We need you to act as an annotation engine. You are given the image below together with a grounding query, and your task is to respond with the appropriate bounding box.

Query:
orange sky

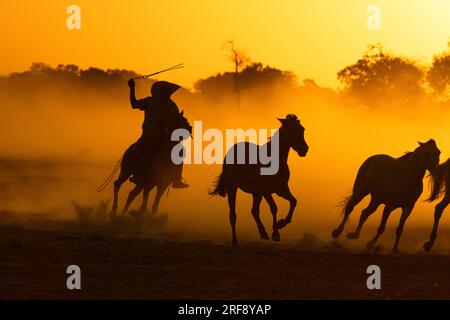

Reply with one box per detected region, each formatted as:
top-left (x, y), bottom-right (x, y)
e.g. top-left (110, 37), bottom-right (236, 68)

top-left (1, 0), bottom-right (449, 88)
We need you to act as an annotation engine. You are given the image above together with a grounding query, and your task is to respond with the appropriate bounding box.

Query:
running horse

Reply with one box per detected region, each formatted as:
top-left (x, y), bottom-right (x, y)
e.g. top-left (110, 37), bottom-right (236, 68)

top-left (332, 140), bottom-right (440, 253)
top-left (111, 110), bottom-right (192, 218)
top-left (210, 114), bottom-right (309, 246)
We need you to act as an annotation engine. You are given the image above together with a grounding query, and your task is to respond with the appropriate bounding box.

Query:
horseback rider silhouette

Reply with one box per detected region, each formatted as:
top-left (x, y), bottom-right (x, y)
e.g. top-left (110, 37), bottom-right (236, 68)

top-left (128, 79), bottom-right (189, 188)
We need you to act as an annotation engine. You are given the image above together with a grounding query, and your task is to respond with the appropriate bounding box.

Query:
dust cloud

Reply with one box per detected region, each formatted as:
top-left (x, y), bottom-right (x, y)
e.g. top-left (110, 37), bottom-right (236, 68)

top-left (1, 60), bottom-right (450, 252)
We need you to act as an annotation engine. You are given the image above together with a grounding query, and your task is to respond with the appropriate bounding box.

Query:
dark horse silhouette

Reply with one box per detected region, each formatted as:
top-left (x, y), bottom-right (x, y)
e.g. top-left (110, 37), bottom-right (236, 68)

top-left (423, 158), bottom-right (450, 252)
top-left (210, 114), bottom-right (309, 246)
top-left (111, 110), bottom-right (192, 217)
top-left (332, 140), bottom-right (440, 253)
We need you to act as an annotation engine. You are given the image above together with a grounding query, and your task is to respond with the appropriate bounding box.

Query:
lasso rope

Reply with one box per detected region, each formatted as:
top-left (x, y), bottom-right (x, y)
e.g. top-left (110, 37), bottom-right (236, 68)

top-left (96, 156), bottom-right (123, 192)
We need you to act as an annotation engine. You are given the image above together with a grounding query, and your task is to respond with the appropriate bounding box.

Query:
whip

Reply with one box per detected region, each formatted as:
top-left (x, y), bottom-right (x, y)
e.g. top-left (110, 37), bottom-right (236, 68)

top-left (132, 63), bottom-right (184, 80)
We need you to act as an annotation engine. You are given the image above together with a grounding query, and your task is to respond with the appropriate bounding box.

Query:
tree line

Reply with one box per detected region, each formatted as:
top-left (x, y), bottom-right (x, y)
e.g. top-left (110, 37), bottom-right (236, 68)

top-left (1, 42), bottom-right (449, 109)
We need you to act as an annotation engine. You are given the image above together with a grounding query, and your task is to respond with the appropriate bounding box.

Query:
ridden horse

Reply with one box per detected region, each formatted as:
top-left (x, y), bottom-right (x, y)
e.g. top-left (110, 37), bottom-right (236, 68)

top-left (111, 111), bottom-right (192, 217)
top-left (423, 159), bottom-right (450, 252)
top-left (332, 140), bottom-right (440, 253)
top-left (210, 114), bottom-right (309, 246)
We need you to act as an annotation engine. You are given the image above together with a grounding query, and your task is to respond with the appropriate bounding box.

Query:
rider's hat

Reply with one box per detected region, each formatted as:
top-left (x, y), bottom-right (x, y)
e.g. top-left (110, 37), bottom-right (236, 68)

top-left (151, 81), bottom-right (180, 100)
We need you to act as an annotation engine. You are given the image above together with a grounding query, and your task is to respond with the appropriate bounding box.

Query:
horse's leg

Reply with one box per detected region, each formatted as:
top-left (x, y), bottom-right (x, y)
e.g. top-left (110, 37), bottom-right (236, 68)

top-left (275, 186), bottom-right (297, 230)
top-left (138, 185), bottom-right (152, 215)
top-left (112, 170), bottom-right (129, 217)
top-left (250, 193), bottom-right (268, 240)
top-left (424, 196), bottom-right (450, 252)
top-left (366, 205), bottom-right (394, 251)
top-left (332, 191), bottom-right (367, 239)
top-left (129, 185), bottom-right (153, 218)
top-left (392, 205), bottom-right (414, 253)
top-left (122, 185), bottom-right (143, 215)
top-left (264, 194), bottom-right (280, 241)
top-left (227, 186), bottom-right (238, 247)
top-left (347, 197), bottom-right (381, 239)
top-left (151, 184), bottom-right (167, 216)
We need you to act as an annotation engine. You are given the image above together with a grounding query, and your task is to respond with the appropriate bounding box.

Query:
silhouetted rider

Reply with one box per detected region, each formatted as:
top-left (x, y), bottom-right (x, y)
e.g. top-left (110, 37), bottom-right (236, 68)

top-left (128, 79), bottom-right (189, 188)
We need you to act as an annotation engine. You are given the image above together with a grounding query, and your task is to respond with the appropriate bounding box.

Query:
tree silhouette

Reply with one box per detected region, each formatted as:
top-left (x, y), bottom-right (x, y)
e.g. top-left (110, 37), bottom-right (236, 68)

top-left (222, 40), bottom-right (251, 74)
top-left (222, 41), bottom-right (251, 105)
top-left (337, 44), bottom-right (425, 107)
top-left (427, 43), bottom-right (450, 101)
top-left (0, 62), bottom-right (140, 108)
top-left (194, 63), bottom-right (297, 101)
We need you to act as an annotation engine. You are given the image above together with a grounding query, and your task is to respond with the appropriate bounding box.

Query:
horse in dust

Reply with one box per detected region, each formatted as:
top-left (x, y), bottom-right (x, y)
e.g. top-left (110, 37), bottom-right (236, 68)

top-left (111, 110), bottom-right (192, 218)
top-left (423, 159), bottom-right (450, 252)
top-left (332, 140), bottom-right (440, 253)
top-left (210, 114), bottom-right (309, 246)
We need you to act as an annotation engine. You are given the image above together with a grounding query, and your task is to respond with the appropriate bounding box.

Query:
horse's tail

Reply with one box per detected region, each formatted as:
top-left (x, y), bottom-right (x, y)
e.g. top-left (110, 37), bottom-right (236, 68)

top-left (96, 157), bottom-right (123, 192)
top-left (209, 169), bottom-right (227, 197)
top-left (337, 193), bottom-right (354, 218)
top-left (337, 160), bottom-right (369, 216)
top-left (427, 159), bottom-right (450, 202)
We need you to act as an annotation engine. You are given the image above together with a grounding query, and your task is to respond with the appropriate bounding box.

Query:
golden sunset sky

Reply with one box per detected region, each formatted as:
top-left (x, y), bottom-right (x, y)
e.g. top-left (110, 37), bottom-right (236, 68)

top-left (1, 0), bottom-right (449, 88)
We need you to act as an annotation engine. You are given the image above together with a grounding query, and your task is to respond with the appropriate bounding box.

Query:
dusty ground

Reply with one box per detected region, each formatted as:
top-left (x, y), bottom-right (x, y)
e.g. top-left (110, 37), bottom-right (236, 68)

top-left (1, 213), bottom-right (450, 300)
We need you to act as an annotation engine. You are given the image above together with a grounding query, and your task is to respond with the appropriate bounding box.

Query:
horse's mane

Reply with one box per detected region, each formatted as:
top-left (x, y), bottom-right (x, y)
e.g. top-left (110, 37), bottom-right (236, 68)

top-left (398, 140), bottom-right (436, 160)
top-left (267, 129), bottom-right (280, 141)
top-left (398, 151), bottom-right (413, 160)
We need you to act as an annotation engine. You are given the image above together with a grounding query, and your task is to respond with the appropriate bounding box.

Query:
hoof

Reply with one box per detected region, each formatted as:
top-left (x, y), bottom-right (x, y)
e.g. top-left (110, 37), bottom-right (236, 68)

top-left (392, 247), bottom-right (401, 254)
top-left (277, 219), bottom-right (287, 229)
top-left (232, 240), bottom-right (239, 247)
top-left (366, 239), bottom-right (376, 251)
top-left (109, 211), bottom-right (117, 219)
top-left (331, 229), bottom-right (342, 239)
top-left (272, 233), bottom-right (281, 242)
top-left (129, 210), bottom-right (145, 218)
top-left (260, 233), bottom-right (269, 240)
top-left (346, 231), bottom-right (359, 240)
top-left (423, 241), bottom-right (434, 253)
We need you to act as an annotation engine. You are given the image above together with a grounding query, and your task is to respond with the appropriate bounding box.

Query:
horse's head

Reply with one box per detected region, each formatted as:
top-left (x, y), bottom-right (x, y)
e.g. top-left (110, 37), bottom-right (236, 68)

top-left (174, 110), bottom-right (192, 138)
top-left (278, 114), bottom-right (309, 157)
top-left (415, 139), bottom-right (440, 171)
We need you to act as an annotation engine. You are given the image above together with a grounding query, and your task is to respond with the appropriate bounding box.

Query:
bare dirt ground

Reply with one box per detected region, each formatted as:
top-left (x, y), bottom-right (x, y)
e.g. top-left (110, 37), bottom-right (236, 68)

top-left (1, 212), bottom-right (450, 300)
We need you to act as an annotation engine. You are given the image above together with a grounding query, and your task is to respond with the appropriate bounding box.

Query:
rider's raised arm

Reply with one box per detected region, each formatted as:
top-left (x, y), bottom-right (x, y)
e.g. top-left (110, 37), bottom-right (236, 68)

top-left (128, 79), bottom-right (143, 110)
top-left (128, 79), bottom-right (152, 110)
